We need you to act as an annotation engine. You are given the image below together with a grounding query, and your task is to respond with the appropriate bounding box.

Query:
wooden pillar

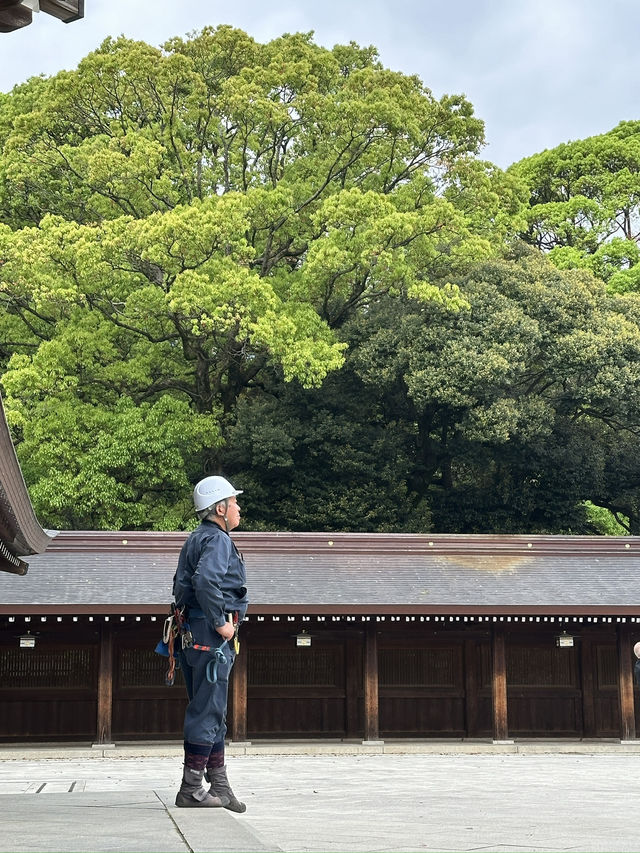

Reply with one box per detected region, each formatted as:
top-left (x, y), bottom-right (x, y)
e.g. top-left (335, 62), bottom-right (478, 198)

top-left (464, 638), bottom-right (479, 737)
top-left (363, 625), bottom-right (380, 741)
top-left (580, 636), bottom-right (596, 738)
top-left (230, 644), bottom-right (248, 742)
top-left (617, 624), bottom-right (636, 741)
top-left (491, 628), bottom-right (509, 742)
top-left (345, 636), bottom-right (361, 738)
top-left (95, 621), bottom-right (113, 744)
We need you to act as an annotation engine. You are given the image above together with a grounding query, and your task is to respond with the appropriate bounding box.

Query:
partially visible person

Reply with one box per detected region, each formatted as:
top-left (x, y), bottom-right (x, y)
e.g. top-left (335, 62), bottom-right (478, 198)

top-left (634, 641), bottom-right (640, 687)
top-left (172, 475), bottom-right (248, 810)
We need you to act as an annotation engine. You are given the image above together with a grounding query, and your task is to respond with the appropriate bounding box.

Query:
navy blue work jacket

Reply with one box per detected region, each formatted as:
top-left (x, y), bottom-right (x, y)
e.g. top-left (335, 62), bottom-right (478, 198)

top-left (172, 520), bottom-right (248, 629)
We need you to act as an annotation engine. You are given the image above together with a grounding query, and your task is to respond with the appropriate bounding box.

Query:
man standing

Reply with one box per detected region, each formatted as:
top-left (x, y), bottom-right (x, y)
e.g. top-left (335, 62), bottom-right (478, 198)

top-left (172, 475), bottom-right (249, 810)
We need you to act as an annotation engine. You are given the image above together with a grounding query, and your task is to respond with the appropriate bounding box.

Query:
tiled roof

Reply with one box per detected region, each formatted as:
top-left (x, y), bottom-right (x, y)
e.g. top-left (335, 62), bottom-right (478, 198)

top-left (0, 530), bottom-right (639, 615)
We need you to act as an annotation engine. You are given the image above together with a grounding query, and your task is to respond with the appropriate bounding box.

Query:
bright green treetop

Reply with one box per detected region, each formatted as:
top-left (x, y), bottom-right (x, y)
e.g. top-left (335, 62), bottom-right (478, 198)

top-left (0, 27), bottom-right (515, 529)
top-left (511, 121), bottom-right (640, 292)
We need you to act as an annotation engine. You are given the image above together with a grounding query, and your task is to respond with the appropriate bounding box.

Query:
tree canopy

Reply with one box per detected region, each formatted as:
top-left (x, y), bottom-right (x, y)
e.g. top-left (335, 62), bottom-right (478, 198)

top-left (511, 121), bottom-right (640, 293)
top-left (227, 249), bottom-right (640, 533)
top-left (0, 27), bottom-right (519, 529)
top-left (1, 27), bottom-right (638, 534)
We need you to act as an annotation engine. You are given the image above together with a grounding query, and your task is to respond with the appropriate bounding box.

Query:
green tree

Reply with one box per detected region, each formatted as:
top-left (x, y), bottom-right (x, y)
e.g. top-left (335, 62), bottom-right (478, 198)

top-left (511, 121), bottom-right (640, 293)
top-left (224, 365), bottom-right (432, 532)
top-left (582, 502), bottom-right (629, 536)
top-left (329, 249), bottom-right (640, 533)
top-left (0, 27), bottom-right (507, 529)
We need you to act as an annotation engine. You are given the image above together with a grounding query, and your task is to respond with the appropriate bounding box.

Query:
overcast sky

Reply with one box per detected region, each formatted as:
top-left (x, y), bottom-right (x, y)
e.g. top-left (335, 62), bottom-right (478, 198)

top-left (1, 0), bottom-right (637, 169)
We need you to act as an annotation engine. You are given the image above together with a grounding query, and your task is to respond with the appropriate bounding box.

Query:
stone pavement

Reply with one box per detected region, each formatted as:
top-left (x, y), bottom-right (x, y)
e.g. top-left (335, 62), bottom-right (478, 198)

top-left (1, 743), bottom-right (640, 852)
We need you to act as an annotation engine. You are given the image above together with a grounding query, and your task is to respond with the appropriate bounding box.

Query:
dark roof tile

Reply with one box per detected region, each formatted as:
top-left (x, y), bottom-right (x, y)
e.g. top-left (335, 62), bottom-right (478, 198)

top-left (0, 530), bottom-right (639, 615)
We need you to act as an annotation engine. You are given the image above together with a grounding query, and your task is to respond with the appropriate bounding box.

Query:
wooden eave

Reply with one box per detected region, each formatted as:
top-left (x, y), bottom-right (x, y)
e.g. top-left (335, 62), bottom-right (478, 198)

top-left (0, 0), bottom-right (83, 34)
top-left (0, 394), bottom-right (51, 574)
top-left (39, 0), bottom-right (84, 23)
top-left (2, 602), bottom-right (640, 619)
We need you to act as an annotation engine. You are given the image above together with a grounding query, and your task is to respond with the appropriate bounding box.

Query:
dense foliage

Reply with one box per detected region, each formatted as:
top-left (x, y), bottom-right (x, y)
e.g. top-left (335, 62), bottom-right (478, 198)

top-left (511, 121), bottom-right (640, 293)
top-left (1, 27), bottom-right (638, 534)
top-left (227, 248), bottom-right (640, 533)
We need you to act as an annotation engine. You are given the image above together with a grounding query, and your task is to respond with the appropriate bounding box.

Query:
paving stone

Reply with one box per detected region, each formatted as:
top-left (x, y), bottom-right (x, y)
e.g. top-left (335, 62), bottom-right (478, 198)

top-left (0, 746), bottom-right (639, 852)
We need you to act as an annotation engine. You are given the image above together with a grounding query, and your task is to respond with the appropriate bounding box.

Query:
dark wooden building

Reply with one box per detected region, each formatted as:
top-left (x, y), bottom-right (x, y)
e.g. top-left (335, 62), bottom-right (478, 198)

top-left (1, 530), bottom-right (639, 744)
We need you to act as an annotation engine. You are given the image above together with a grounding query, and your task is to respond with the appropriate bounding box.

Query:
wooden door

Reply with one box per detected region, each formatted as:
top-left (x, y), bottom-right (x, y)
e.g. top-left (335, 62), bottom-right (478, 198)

top-left (111, 625), bottom-right (187, 740)
top-left (0, 638), bottom-right (97, 741)
top-left (378, 639), bottom-right (468, 737)
top-left (247, 638), bottom-right (348, 738)
top-left (506, 641), bottom-right (582, 737)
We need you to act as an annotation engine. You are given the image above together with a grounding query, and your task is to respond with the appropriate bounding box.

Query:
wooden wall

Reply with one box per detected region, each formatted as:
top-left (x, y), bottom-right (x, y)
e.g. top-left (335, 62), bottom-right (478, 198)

top-left (0, 617), bottom-right (636, 742)
top-left (0, 625), bottom-right (99, 741)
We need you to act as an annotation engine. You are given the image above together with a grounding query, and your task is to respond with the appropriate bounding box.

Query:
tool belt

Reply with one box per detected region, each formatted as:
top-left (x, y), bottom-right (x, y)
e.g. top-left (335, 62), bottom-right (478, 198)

top-left (162, 604), bottom-right (194, 687)
top-left (162, 606), bottom-right (240, 687)
top-left (183, 610), bottom-right (240, 684)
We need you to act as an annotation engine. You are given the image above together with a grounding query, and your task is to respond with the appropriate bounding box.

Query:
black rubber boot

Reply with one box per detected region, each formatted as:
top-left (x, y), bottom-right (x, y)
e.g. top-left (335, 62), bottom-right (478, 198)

top-left (175, 766), bottom-right (229, 808)
top-left (205, 765), bottom-right (247, 813)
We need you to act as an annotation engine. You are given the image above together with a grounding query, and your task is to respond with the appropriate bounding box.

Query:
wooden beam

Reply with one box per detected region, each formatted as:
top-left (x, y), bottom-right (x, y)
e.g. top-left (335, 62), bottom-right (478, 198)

top-left (492, 628), bottom-right (509, 741)
top-left (617, 625), bottom-right (636, 741)
top-left (363, 626), bottom-right (380, 741)
top-left (95, 622), bottom-right (113, 744)
top-left (230, 646), bottom-right (248, 742)
top-left (0, 542), bottom-right (27, 576)
top-left (39, 0), bottom-right (84, 22)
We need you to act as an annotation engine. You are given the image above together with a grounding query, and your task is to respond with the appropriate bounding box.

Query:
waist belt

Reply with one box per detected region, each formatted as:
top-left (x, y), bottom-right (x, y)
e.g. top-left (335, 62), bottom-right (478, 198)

top-left (186, 606), bottom-right (240, 655)
top-left (188, 606), bottom-right (238, 620)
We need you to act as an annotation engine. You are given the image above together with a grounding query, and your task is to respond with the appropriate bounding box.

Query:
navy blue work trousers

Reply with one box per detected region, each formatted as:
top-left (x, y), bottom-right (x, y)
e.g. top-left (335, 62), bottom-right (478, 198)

top-left (177, 616), bottom-right (235, 746)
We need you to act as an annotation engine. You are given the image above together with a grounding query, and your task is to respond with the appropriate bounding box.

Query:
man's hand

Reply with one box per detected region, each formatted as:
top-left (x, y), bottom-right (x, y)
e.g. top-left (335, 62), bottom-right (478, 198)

top-left (216, 621), bottom-right (235, 640)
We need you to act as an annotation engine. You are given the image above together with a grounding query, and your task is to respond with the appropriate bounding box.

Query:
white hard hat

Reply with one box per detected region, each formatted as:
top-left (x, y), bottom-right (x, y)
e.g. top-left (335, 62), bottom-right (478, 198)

top-left (193, 476), bottom-right (242, 516)
top-left (634, 641), bottom-right (640, 659)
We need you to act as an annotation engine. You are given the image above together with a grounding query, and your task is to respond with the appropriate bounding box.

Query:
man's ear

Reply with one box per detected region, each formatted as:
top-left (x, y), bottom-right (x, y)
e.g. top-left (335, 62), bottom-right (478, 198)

top-left (216, 501), bottom-right (226, 517)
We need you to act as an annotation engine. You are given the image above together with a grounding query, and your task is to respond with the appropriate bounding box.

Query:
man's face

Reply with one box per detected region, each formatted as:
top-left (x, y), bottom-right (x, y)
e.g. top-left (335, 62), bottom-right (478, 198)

top-left (221, 495), bottom-right (241, 530)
